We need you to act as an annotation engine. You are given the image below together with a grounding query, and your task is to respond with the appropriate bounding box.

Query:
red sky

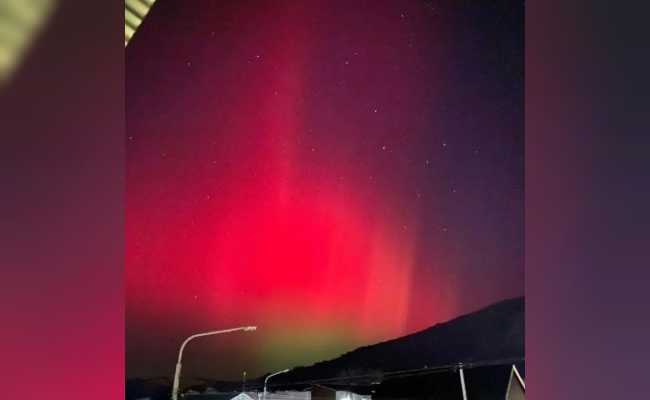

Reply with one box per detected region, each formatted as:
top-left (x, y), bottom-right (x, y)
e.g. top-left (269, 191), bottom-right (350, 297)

top-left (126, 0), bottom-right (524, 381)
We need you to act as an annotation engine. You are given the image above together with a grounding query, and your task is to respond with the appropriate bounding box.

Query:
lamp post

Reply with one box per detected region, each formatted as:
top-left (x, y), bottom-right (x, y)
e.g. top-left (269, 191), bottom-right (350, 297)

top-left (171, 326), bottom-right (257, 400)
top-left (263, 368), bottom-right (290, 400)
top-left (243, 371), bottom-right (247, 393)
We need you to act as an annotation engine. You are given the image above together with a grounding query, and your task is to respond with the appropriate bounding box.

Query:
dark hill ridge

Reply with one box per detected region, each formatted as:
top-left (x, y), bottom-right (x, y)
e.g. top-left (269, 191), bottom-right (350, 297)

top-left (260, 296), bottom-right (524, 388)
top-left (126, 297), bottom-right (524, 397)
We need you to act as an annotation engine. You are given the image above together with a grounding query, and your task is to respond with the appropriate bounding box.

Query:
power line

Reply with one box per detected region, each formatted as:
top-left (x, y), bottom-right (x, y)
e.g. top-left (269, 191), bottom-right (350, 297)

top-left (235, 357), bottom-right (525, 389)
top-left (150, 357), bottom-right (524, 395)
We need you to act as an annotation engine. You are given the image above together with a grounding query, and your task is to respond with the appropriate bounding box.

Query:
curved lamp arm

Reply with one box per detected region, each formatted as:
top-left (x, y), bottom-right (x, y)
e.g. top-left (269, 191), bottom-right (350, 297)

top-left (171, 326), bottom-right (257, 400)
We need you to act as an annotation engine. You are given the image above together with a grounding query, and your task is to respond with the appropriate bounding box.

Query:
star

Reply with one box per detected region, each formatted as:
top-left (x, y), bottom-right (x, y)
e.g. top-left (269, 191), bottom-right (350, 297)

top-left (382, 146), bottom-right (386, 150)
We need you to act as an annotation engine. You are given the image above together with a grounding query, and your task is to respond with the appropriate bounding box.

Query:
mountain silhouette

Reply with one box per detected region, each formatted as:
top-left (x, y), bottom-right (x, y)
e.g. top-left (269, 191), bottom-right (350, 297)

top-left (126, 296), bottom-right (524, 397)
top-left (264, 296), bottom-right (524, 388)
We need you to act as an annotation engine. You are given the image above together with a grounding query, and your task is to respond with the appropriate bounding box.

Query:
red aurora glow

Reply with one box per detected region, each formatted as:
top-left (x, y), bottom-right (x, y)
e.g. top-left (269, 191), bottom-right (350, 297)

top-left (126, 0), bottom-right (524, 380)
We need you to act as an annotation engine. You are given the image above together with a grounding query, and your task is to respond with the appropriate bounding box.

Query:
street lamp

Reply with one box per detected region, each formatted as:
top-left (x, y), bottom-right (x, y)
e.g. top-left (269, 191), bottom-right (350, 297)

top-left (171, 326), bottom-right (257, 400)
top-left (263, 368), bottom-right (290, 400)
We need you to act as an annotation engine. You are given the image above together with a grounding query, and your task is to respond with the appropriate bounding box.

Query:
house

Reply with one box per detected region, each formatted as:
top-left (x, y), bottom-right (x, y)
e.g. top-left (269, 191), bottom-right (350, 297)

top-left (263, 390), bottom-right (311, 400)
top-left (505, 365), bottom-right (525, 400)
top-left (183, 389), bottom-right (251, 400)
top-left (311, 384), bottom-right (372, 400)
top-left (230, 393), bottom-right (258, 400)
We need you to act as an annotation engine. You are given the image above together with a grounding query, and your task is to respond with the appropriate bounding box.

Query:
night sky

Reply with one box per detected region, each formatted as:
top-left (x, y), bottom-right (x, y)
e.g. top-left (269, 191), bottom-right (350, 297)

top-left (126, 0), bottom-right (524, 382)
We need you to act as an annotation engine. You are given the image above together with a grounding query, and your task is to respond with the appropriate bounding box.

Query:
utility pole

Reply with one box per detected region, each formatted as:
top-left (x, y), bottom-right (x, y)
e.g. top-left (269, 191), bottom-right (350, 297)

top-left (458, 364), bottom-right (468, 400)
